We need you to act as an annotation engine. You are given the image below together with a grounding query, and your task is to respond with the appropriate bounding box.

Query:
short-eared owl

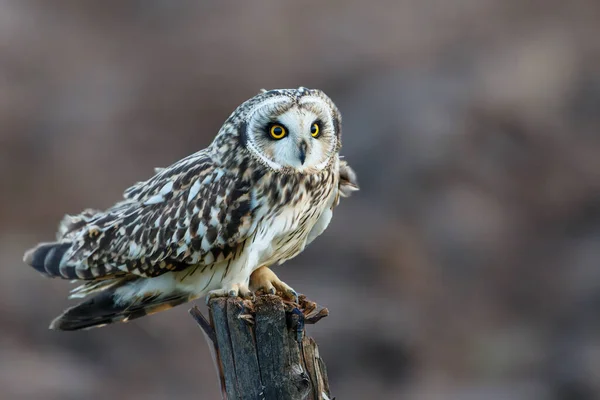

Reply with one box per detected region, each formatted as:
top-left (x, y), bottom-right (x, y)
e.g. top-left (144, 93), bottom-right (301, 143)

top-left (24, 87), bottom-right (358, 330)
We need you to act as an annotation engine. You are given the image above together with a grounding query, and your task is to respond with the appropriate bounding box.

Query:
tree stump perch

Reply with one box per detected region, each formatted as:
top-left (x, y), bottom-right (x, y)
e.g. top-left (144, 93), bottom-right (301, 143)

top-left (189, 295), bottom-right (332, 400)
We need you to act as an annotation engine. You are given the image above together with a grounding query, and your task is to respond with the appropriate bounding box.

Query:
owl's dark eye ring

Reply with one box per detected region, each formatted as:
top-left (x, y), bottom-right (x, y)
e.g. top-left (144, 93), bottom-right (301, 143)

top-left (310, 122), bottom-right (321, 138)
top-left (269, 124), bottom-right (287, 140)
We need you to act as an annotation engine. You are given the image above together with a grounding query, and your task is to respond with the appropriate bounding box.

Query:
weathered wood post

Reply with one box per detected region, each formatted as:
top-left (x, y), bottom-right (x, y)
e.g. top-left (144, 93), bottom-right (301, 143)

top-left (189, 295), bottom-right (332, 400)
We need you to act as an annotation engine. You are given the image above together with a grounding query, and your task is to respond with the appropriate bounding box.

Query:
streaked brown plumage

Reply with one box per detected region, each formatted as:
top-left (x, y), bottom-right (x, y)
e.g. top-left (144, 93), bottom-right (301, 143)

top-left (24, 87), bottom-right (358, 330)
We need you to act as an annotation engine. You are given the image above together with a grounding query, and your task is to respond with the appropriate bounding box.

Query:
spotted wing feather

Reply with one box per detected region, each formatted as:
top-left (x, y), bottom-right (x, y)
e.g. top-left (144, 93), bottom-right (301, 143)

top-left (29, 150), bottom-right (256, 280)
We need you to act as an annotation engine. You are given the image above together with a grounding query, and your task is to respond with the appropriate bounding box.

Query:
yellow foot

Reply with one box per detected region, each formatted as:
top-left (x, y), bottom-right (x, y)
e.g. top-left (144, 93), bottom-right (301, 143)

top-left (250, 266), bottom-right (298, 302)
top-left (205, 283), bottom-right (253, 304)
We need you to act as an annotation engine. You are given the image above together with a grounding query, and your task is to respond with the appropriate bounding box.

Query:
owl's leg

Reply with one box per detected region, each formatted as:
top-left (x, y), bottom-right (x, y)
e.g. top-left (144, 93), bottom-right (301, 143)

top-left (249, 266), bottom-right (298, 302)
top-left (205, 283), bottom-right (254, 304)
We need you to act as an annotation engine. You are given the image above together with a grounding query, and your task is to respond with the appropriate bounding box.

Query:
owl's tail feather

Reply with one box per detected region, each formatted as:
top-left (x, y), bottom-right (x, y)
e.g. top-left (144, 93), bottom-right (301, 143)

top-left (24, 241), bottom-right (119, 281)
top-left (24, 241), bottom-right (75, 279)
top-left (50, 284), bottom-right (192, 331)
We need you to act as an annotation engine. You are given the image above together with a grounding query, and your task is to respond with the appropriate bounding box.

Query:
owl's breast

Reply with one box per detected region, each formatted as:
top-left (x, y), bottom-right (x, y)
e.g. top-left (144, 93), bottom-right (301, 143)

top-left (253, 165), bottom-right (338, 267)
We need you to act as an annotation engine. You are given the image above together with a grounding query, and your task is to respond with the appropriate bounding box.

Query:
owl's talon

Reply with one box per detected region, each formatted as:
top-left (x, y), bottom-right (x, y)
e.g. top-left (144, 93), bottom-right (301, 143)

top-left (250, 266), bottom-right (298, 302)
top-left (238, 286), bottom-right (254, 300)
top-left (205, 290), bottom-right (228, 305)
top-left (206, 283), bottom-right (251, 304)
top-left (205, 293), bottom-right (217, 305)
top-left (286, 289), bottom-right (299, 304)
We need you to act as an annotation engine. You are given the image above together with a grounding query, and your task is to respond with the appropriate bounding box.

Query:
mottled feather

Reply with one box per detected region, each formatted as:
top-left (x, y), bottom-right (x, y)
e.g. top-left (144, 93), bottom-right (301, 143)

top-left (44, 149), bottom-right (257, 280)
top-left (23, 87), bottom-right (356, 331)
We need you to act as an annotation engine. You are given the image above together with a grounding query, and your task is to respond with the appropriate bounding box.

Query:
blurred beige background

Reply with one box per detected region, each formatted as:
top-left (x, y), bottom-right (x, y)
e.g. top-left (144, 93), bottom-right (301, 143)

top-left (2, 1), bottom-right (600, 399)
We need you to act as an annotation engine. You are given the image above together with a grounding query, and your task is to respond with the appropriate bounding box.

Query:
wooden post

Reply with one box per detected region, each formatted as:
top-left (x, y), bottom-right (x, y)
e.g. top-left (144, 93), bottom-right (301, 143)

top-left (189, 295), bottom-right (332, 400)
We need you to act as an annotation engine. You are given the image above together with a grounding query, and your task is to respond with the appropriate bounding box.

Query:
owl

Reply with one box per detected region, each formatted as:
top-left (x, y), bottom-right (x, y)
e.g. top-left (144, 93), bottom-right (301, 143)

top-left (23, 87), bottom-right (358, 330)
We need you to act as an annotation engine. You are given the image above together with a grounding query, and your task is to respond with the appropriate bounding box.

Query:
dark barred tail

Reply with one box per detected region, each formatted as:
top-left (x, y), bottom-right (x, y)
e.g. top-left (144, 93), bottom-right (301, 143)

top-left (23, 241), bottom-right (75, 279)
top-left (50, 286), bottom-right (192, 331)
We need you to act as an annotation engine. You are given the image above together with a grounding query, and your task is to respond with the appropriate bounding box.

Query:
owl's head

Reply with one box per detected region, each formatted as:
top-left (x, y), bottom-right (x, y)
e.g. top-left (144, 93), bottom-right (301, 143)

top-left (222, 87), bottom-right (341, 173)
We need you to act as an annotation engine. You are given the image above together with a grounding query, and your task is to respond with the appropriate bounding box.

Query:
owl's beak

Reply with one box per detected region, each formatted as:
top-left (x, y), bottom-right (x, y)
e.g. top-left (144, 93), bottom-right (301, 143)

top-left (298, 141), bottom-right (308, 165)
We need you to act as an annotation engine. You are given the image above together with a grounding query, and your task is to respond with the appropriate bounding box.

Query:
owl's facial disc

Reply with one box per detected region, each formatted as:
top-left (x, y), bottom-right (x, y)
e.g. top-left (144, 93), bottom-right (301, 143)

top-left (245, 96), bottom-right (337, 172)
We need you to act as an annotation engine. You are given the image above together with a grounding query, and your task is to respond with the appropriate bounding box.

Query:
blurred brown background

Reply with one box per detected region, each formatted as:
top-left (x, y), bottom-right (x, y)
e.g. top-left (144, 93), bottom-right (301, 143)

top-left (2, 1), bottom-right (600, 399)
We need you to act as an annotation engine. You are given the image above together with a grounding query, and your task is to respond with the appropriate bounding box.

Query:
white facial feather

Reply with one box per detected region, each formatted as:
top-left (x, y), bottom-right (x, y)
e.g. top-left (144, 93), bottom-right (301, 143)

top-left (244, 96), bottom-right (337, 172)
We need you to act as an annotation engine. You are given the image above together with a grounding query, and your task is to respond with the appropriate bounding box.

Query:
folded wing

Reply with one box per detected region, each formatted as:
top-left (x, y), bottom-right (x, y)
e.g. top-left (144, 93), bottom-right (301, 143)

top-left (24, 150), bottom-right (256, 280)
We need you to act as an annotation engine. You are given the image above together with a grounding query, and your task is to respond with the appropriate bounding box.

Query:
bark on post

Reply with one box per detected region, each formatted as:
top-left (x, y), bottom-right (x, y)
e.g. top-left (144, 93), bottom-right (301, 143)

top-left (189, 294), bottom-right (332, 400)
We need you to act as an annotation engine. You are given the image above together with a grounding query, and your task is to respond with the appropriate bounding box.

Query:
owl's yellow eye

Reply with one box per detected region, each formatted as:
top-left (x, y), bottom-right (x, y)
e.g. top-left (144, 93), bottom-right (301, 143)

top-left (310, 122), bottom-right (320, 137)
top-left (269, 124), bottom-right (287, 140)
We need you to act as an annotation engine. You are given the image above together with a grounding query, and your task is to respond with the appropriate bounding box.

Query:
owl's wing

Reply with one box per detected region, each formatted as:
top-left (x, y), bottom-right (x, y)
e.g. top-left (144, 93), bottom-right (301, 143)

top-left (30, 151), bottom-right (256, 280)
top-left (338, 160), bottom-right (359, 198)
